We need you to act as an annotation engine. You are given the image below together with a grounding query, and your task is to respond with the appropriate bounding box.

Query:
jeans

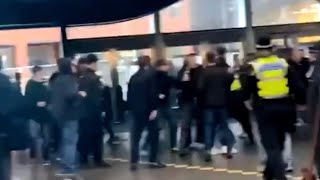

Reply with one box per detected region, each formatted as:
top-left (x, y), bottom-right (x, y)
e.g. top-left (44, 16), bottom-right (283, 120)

top-left (29, 120), bottom-right (51, 161)
top-left (0, 137), bottom-right (10, 180)
top-left (179, 103), bottom-right (193, 151)
top-left (158, 105), bottom-right (177, 148)
top-left (203, 108), bottom-right (235, 151)
top-left (59, 120), bottom-right (78, 171)
top-left (130, 112), bottom-right (159, 164)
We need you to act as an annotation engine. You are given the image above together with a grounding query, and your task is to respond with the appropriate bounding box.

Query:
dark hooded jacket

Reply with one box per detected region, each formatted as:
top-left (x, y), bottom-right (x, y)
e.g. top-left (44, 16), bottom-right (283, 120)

top-left (49, 58), bottom-right (82, 123)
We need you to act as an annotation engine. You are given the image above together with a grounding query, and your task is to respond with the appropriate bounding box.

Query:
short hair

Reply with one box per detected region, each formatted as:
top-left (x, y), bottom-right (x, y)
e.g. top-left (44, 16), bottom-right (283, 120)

top-left (216, 46), bottom-right (227, 56)
top-left (206, 52), bottom-right (216, 63)
top-left (137, 55), bottom-right (151, 68)
top-left (86, 54), bottom-right (99, 64)
top-left (154, 59), bottom-right (168, 67)
top-left (32, 65), bottom-right (43, 74)
top-left (78, 57), bottom-right (87, 65)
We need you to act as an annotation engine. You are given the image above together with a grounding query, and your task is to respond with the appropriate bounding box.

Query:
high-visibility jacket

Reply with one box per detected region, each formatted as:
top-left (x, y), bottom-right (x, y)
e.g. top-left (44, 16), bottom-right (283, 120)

top-left (230, 74), bottom-right (242, 91)
top-left (251, 55), bottom-right (289, 99)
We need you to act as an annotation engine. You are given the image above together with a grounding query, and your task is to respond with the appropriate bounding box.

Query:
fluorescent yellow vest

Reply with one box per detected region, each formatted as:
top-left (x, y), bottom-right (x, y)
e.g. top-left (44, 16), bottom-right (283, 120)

top-left (251, 56), bottom-right (289, 99)
top-left (230, 74), bottom-right (242, 91)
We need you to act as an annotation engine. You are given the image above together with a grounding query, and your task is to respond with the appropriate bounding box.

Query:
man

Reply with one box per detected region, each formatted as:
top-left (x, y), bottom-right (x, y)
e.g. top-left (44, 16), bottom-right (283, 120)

top-left (127, 56), bottom-right (165, 171)
top-left (177, 53), bottom-right (203, 156)
top-left (78, 54), bottom-right (110, 167)
top-left (25, 66), bottom-right (51, 164)
top-left (154, 59), bottom-right (177, 151)
top-left (0, 60), bottom-right (15, 180)
top-left (50, 58), bottom-right (86, 176)
top-left (308, 43), bottom-right (320, 178)
top-left (243, 36), bottom-right (306, 180)
top-left (198, 52), bottom-right (235, 162)
top-left (228, 58), bottom-right (254, 144)
top-left (216, 46), bottom-right (230, 67)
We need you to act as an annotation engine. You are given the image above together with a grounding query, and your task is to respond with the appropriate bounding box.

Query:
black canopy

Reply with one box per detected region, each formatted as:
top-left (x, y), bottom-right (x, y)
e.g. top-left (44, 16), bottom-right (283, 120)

top-left (0, 0), bottom-right (178, 27)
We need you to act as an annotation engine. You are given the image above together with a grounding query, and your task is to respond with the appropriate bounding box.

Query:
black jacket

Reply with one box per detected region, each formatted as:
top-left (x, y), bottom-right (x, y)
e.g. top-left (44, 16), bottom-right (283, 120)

top-left (155, 70), bottom-right (172, 106)
top-left (78, 68), bottom-right (103, 116)
top-left (50, 58), bottom-right (83, 122)
top-left (127, 68), bottom-right (158, 116)
top-left (102, 86), bottom-right (113, 121)
top-left (25, 79), bottom-right (51, 124)
top-left (177, 65), bottom-right (202, 104)
top-left (288, 58), bottom-right (310, 88)
top-left (198, 64), bottom-right (233, 108)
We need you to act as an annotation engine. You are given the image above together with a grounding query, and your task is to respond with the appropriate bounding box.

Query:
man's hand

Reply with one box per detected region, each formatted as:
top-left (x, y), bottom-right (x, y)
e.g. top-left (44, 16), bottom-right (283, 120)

top-left (244, 100), bottom-right (253, 111)
top-left (37, 101), bottom-right (46, 107)
top-left (79, 91), bottom-right (87, 97)
top-left (159, 94), bottom-right (166, 99)
top-left (149, 110), bottom-right (158, 121)
top-left (296, 105), bottom-right (307, 111)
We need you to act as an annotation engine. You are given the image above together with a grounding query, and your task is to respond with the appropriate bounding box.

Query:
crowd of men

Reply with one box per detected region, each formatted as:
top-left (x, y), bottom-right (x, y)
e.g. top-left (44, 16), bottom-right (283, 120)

top-left (0, 35), bottom-right (320, 180)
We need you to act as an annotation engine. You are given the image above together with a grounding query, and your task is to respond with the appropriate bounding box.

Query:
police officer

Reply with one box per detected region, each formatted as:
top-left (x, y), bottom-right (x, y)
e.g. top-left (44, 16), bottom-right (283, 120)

top-left (243, 36), bottom-right (306, 180)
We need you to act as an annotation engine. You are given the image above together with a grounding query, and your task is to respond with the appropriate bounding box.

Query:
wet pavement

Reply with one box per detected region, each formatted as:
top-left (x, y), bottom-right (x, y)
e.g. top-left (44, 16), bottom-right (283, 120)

top-left (10, 122), bottom-right (312, 180)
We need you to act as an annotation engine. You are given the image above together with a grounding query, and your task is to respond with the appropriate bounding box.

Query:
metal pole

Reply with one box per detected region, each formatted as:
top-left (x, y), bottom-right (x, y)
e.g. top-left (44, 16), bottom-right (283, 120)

top-left (243, 0), bottom-right (256, 55)
top-left (153, 11), bottom-right (165, 62)
top-left (60, 25), bottom-right (73, 58)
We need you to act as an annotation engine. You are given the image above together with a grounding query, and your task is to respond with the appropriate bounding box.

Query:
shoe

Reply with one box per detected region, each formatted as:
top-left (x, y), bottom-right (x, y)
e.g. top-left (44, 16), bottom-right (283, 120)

top-left (55, 169), bottom-right (76, 177)
top-left (239, 133), bottom-right (248, 139)
top-left (130, 163), bottom-right (138, 171)
top-left (108, 136), bottom-right (121, 145)
top-left (171, 147), bottom-right (179, 153)
top-left (222, 153), bottom-right (233, 159)
top-left (94, 161), bottom-right (112, 168)
top-left (149, 162), bottom-right (166, 169)
top-left (285, 163), bottom-right (294, 173)
top-left (179, 149), bottom-right (190, 157)
top-left (42, 161), bottom-right (51, 166)
top-left (204, 152), bottom-right (212, 162)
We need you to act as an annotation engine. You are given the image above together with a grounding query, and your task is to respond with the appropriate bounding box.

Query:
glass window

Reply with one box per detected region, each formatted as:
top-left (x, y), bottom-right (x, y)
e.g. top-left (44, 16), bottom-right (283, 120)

top-left (252, 0), bottom-right (320, 26)
top-left (0, 46), bottom-right (15, 68)
top-left (160, 0), bottom-right (246, 33)
top-left (67, 15), bottom-right (155, 39)
top-left (28, 43), bottom-right (60, 66)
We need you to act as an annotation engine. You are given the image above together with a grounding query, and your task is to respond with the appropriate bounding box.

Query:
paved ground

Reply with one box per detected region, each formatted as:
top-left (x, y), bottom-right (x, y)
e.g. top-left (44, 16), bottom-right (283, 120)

top-left (10, 122), bottom-right (313, 180)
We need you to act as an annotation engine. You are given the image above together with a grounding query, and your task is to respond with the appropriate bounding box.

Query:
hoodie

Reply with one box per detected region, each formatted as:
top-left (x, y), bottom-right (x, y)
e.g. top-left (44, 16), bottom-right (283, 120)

top-left (49, 58), bottom-right (82, 123)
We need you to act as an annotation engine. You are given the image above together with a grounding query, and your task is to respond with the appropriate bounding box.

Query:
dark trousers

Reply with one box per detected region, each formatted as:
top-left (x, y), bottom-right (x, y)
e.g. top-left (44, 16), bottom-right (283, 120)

top-left (29, 121), bottom-right (51, 161)
top-left (78, 117), bottom-right (103, 164)
top-left (130, 112), bottom-right (159, 164)
top-left (180, 103), bottom-right (193, 150)
top-left (0, 137), bottom-right (10, 180)
top-left (203, 108), bottom-right (235, 151)
top-left (230, 103), bottom-right (254, 141)
top-left (256, 102), bottom-right (294, 180)
top-left (195, 107), bottom-right (204, 144)
top-left (104, 116), bottom-right (115, 139)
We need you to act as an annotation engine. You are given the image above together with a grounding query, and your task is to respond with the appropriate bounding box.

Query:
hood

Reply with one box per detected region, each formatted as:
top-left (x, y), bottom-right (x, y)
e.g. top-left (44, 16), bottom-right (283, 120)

top-left (57, 58), bottom-right (73, 74)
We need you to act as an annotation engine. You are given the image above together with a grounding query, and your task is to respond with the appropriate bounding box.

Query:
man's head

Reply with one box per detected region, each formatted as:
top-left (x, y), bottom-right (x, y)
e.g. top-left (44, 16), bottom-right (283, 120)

top-left (155, 59), bottom-right (170, 72)
top-left (137, 55), bottom-right (151, 69)
top-left (205, 52), bottom-right (216, 64)
top-left (32, 65), bottom-right (44, 78)
top-left (185, 53), bottom-right (197, 68)
top-left (216, 46), bottom-right (227, 58)
top-left (289, 48), bottom-right (302, 62)
top-left (86, 54), bottom-right (98, 71)
top-left (256, 36), bottom-right (273, 57)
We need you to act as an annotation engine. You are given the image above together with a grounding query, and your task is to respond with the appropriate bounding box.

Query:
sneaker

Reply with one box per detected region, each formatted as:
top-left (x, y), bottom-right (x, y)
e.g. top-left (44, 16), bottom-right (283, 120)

top-left (179, 149), bottom-right (190, 157)
top-left (108, 136), bottom-right (121, 145)
top-left (239, 133), bottom-right (248, 139)
top-left (55, 169), bottom-right (76, 177)
top-left (42, 161), bottom-right (51, 166)
top-left (149, 162), bottom-right (166, 169)
top-left (171, 147), bottom-right (179, 153)
top-left (285, 163), bottom-right (294, 173)
top-left (94, 161), bottom-right (112, 168)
